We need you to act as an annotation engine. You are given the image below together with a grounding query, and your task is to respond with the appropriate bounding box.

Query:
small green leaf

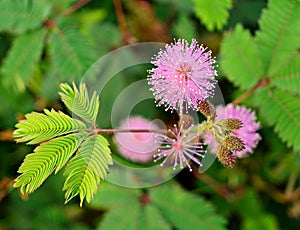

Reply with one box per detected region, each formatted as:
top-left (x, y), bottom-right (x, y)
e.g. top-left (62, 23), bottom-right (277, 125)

top-left (271, 53), bottom-right (300, 95)
top-left (256, 88), bottom-right (300, 151)
top-left (49, 21), bottom-right (97, 81)
top-left (0, 0), bottom-right (51, 33)
top-left (256, 0), bottom-right (300, 76)
top-left (59, 82), bottom-right (100, 123)
top-left (150, 184), bottom-right (227, 230)
top-left (220, 24), bottom-right (263, 89)
top-left (63, 135), bottom-right (112, 206)
top-left (1, 29), bottom-right (47, 93)
top-left (137, 205), bottom-right (171, 230)
top-left (97, 203), bottom-right (140, 230)
top-left (13, 109), bottom-right (86, 144)
top-left (193, 0), bottom-right (232, 31)
top-left (14, 133), bottom-right (85, 195)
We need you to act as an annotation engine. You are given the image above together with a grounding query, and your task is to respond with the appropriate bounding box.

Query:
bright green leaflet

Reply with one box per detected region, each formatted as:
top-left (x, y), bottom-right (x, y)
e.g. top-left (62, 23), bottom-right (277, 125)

top-left (14, 83), bottom-right (112, 206)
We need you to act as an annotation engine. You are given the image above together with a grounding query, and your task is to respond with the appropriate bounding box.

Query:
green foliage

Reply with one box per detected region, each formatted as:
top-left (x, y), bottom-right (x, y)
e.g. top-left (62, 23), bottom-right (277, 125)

top-left (173, 14), bottom-right (197, 41)
top-left (90, 182), bottom-right (226, 230)
top-left (220, 0), bottom-right (300, 152)
top-left (256, 0), bottom-right (300, 76)
top-left (13, 83), bottom-right (112, 206)
top-left (193, 0), bottom-right (232, 31)
top-left (220, 24), bottom-right (263, 89)
top-left (13, 109), bottom-right (86, 144)
top-left (0, 29), bottom-right (47, 93)
top-left (271, 53), bottom-right (300, 96)
top-left (0, 0), bottom-right (51, 34)
top-left (63, 135), bottom-right (112, 206)
top-left (49, 21), bottom-right (97, 81)
top-left (150, 184), bottom-right (227, 230)
top-left (14, 133), bottom-right (85, 195)
top-left (59, 82), bottom-right (100, 123)
top-left (256, 88), bottom-right (300, 152)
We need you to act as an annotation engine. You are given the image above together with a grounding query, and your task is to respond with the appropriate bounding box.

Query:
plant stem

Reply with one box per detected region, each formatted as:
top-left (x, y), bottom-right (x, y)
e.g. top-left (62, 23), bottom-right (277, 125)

top-left (62, 0), bottom-right (92, 17)
top-left (231, 78), bottom-right (270, 105)
top-left (96, 128), bottom-right (168, 135)
top-left (113, 0), bottom-right (135, 44)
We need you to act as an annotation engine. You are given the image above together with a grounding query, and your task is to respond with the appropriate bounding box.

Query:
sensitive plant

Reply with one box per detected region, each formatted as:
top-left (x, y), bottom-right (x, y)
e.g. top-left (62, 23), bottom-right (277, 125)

top-left (13, 39), bottom-right (261, 206)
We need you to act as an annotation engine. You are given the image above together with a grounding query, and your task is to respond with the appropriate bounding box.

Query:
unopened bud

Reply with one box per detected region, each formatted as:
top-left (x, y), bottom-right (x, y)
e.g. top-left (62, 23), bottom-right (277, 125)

top-left (223, 136), bottom-right (245, 152)
top-left (198, 100), bottom-right (215, 117)
top-left (179, 114), bottom-right (194, 129)
top-left (221, 118), bottom-right (243, 130)
top-left (217, 146), bottom-right (236, 167)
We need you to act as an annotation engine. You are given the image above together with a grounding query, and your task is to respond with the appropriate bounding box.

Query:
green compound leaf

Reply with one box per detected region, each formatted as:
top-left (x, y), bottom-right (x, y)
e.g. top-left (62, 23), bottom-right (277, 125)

top-left (1, 29), bottom-right (47, 93)
top-left (257, 88), bottom-right (300, 152)
top-left (270, 53), bottom-right (300, 96)
top-left (59, 82), bottom-right (100, 123)
top-left (14, 133), bottom-right (85, 195)
top-left (150, 184), bottom-right (227, 230)
top-left (63, 135), bottom-right (112, 206)
top-left (137, 205), bottom-right (171, 230)
top-left (256, 0), bottom-right (300, 76)
top-left (49, 22), bottom-right (97, 81)
top-left (97, 204), bottom-right (140, 230)
top-left (220, 24), bottom-right (263, 90)
top-left (0, 0), bottom-right (51, 34)
top-left (192, 0), bottom-right (232, 31)
top-left (13, 109), bottom-right (86, 144)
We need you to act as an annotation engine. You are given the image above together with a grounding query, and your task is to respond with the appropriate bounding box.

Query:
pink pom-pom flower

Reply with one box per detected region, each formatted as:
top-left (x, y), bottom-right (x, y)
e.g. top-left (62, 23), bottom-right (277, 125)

top-left (114, 116), bottom-right (160, 163)
top-left (148, 39), bottom-right (217, 112)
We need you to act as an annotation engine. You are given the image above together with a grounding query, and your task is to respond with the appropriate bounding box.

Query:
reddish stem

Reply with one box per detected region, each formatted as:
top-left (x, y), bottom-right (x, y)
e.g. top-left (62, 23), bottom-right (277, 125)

top-left (231, 78), bottom-right (270, 105)
top-left (62, 0), bottom-right (92, 17)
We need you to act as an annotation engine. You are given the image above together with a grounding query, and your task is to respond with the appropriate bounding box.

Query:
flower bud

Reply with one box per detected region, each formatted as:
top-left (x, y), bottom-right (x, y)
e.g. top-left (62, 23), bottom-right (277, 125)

top-left (221, 118), bottom-right (243, 130)
top-left (217, 146), bottom-right (236, 167)
top-left (198, 99), bottom-right (215, 118)
top-left (223, 136), bottom-right (245, 152)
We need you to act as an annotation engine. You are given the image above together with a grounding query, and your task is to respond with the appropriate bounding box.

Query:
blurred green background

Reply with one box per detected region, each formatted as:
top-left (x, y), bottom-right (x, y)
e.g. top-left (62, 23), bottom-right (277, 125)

top-left (1, 0), bottom-right (300, 229)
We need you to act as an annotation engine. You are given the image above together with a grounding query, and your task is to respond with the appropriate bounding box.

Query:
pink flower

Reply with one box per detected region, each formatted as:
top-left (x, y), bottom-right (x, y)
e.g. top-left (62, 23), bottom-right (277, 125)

top-left (114, 116), bottom-right (160, 163)
top-left (154, 123), bottom-right (205, 171)
top-left (148, 39), bottom-right (217, 112)
top-left (206, 104), bottom-right (261, 157)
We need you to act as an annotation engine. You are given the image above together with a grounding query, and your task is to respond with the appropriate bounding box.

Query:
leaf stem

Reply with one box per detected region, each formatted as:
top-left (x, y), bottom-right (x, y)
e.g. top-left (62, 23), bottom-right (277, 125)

top-left (96, 128), bottom-right (168, 135)
top-left (231, 78), bottom-right (270, 105)
top-left (62, 0), bottom-right (92, 17)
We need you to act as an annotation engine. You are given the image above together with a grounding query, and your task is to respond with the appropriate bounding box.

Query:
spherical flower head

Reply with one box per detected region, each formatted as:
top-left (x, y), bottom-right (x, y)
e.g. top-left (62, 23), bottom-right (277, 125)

top-left (114, 116), bottom-right (160, 163)
top-left (148, 39), bottom-right (218, 112)
top-left (154, 123), bottom-right (206, 171)
top-left (206, 104), bottom-right (261, 157)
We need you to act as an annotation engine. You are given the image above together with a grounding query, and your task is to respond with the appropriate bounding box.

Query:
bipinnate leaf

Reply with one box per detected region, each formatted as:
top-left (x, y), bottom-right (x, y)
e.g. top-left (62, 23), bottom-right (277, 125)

top-left (271, 53), bottom-right (300, 96)
top-left (193, 0), bottom-right (232, 31)
top-left (137, 205), bottom-right (171, 230)
top-left (256, 0), bottom-right (300, 76)
top-left (59, 82), bottom-right (100, 123)
top-left (256, 88), bottom-right (300, 152)
top-left (150, 184), bottom-right (227, 230)
top-left (1, 29), bottom-right (47, 93)
top-left (91, 182), bottom-right (225, 230)
top-left (13, 109), bottom-right (86, 144)
top-left (63, 135), bottom-right (112, 206)
top-left (97, 204), bottom-right (140, 230)
top-left (0, 0), bottom-right (51, 33)
top-left (220, 24), bottom-right (263, 89)
top-left (49, 23), bottom-right (97, 81)
top-left (14, 133), bottom-right (84, 195)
